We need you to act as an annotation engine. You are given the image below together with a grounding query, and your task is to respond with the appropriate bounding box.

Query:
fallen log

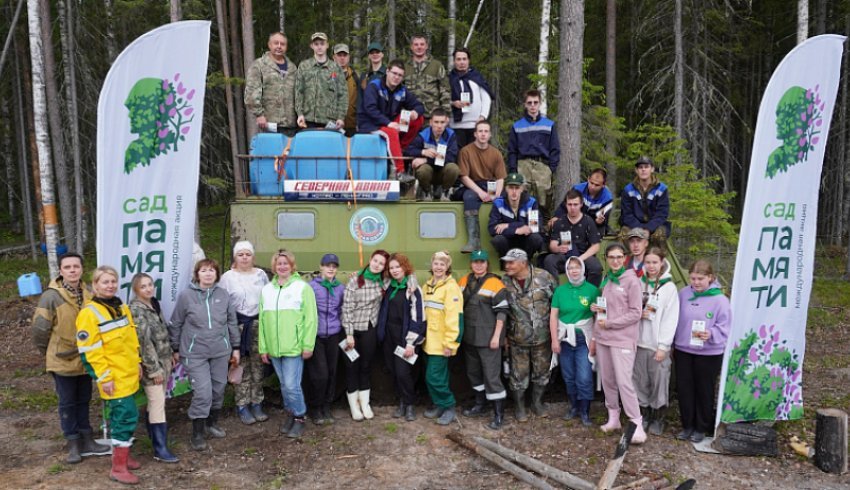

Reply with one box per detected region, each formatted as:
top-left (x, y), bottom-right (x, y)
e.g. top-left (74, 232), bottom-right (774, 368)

top-left (814, 408), bottom-right (848, 474)
top-left (471, 435), bottom-right (595, 490)
top-left (447, 432), bottom-right (556, 490)
top-left (596, 422), bottom-right (637, 490)
top-left (610, 476), bottom-right (650, 490)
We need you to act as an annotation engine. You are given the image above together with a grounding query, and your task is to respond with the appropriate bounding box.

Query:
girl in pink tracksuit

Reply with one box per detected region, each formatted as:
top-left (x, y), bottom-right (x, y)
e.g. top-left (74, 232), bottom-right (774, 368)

top-left (590, 243), bottom-right (646, 444)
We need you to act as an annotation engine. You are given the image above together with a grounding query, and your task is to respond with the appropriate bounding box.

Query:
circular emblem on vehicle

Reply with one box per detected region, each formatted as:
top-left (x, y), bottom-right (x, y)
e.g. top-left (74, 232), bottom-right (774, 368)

top-left (349, 207), bottom-right (389, 245)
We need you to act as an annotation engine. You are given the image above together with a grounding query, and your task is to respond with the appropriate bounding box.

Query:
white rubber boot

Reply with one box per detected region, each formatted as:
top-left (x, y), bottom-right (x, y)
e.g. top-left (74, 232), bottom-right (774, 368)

top-left (358, 390), bottom-right (374, 420)
top-left (346, 391), bottom-right (364, 421)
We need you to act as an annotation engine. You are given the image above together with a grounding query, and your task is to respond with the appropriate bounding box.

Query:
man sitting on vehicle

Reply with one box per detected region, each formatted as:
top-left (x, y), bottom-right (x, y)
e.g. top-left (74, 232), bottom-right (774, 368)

top-left (619, 156), bottom-right (670, 246)
top-left (488, 172), bottom-right (545, 261)
top-left (358, 59), bottom-right (425, 182)
top-left (549, 168), bottom-right (614, 236)
top-left (405, 108), bottom-right (459, 201)
top-left (625, 227), bottom-right (650, 278)
top-left (542, 189), bottom-right (602, 285)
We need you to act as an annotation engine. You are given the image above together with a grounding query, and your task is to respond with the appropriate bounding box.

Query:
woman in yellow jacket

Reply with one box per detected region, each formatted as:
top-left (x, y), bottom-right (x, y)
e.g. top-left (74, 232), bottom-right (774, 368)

top-left (422, 251), bottom-right (463, 426)
top-left (76, 266), bottom-right (142, 485)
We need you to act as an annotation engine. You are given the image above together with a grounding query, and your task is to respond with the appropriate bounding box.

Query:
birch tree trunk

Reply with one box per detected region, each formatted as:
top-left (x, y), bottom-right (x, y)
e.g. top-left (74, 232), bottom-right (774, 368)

top-left (170, 0), bottom-right (182, 22)
top-left (447, 0), bottom-right (456, 69)
top-left (798, 0), bottom-right (809, 44)
top-left (216, 0), bottom-right (243, 197)
top-left (555, 0), bottom-right (584, 205)
top-left (537, 0), bottom-right (551, 115)
top-left (463, 0), bottom-right (485, 48)
top-left (241, 0), bottom-right (256, 142)
top-left (27, 0), bottom-right (59, 277)
top-left (39, 0), bottom-right (75, 250)
top-left (103, 0), bottom-right (117, 62)
top-left (605, 0), bottom-right (617, 190)
top-left (58, 0), bottom-right (85, 252)
top-left (674, 0), bottom-right (684, 164)
top-left (279, 0), bottom-right (285, 33)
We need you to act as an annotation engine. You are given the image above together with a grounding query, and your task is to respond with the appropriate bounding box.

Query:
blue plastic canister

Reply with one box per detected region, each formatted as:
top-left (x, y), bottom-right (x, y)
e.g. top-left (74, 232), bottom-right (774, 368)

top-left (288, 131), bottom-right (347, 179)
top-left (248, 133), bottom-right (288, 195)
top-left (350, 134), bottom-right (388, 180)
top-left (17, 273), bottom-right (42, 297)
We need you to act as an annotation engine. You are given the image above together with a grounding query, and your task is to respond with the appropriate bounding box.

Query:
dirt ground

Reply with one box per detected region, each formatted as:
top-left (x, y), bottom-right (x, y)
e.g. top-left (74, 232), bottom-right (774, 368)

top-left (1, 296), bottom-right (849, 490)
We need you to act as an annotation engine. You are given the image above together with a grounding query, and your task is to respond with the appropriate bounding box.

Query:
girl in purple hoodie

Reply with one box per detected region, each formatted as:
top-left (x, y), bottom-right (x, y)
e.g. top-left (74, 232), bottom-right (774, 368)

top-left (673, 260), bottom-right (732, 443)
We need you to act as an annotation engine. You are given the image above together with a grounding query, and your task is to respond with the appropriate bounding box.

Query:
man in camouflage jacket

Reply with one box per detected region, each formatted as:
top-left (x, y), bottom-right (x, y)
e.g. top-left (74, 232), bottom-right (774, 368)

top-left (295, 32), bottom-right (348, 129)
top-left (404, 35), bottom-right (451, 120)
top-left (501, 248), bottom-right (556, 422)
top-left (245, 32), bottom-right (298, 134)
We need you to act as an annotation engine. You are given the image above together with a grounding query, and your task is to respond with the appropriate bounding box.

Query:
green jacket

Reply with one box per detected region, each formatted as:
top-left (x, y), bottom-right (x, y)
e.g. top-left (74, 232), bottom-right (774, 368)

top-left (404, 55), bottom-right (451, 116)
top-left (258, 273), bottom-right (318, 357)
top-left (31, 278), bottom-right (93, 375)
top-left (244, 52), bottom-right (298, 128)
top-left (294, 57), bottom-right (348, 124)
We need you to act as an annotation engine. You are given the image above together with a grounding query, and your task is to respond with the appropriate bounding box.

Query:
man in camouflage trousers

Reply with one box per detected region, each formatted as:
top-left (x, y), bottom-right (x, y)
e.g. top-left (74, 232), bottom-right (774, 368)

top-left (245, 32), bottom-right (298, 135)
top-left (501, 248), bottom-right (556, 422)
top-left (295, 32), bottom-right (348, 129)
top-left (404, 35), bottom-right (451, 122)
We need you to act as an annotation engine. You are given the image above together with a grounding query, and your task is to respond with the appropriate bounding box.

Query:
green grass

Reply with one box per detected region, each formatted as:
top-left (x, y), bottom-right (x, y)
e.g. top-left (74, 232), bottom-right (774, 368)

top-left (0, 386), bottom-right (58, 411)
top-left (47, 463), bottom-right (67, 475)
top-left (415, 433), bottom-right (428, 444)
top-left (384, 422), bottom-right (398, 434)
top-left (12, 368), bottom-right (46, 379)
top-left (243, 447), bottom-right (258, 456)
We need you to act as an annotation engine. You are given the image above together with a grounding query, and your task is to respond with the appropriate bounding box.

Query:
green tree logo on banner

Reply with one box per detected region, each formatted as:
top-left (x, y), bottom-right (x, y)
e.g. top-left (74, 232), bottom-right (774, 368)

top-left (765, 85), bottom-right (825, 179)
top-left (124, 73), bottom-right (196, 174)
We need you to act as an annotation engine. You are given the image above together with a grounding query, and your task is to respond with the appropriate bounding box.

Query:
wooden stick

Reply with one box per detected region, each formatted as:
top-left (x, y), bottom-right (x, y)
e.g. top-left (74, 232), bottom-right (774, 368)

top-left (596, 422), bottom-right (637, 490)
top-left (611, 476), bottom-right (650, 490)
top-left (447, 432), bottom-right (556, 490)
top-left (471, 435), bottom-right (595, 490)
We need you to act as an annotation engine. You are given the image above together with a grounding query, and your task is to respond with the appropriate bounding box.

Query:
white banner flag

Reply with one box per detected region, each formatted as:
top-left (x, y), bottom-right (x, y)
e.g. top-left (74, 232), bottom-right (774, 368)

top-left (97, 21), bottom-right (211, 319)
top-left (717, 35), bottom-right (846, 426)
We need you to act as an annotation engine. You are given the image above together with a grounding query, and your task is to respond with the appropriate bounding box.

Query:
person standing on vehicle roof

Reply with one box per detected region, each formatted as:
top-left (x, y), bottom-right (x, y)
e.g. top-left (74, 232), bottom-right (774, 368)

top-left (358, 60), bottom-right (425, 183)
top-left (333, 43), bottom-right (361, 136)
top-left (405, 35), bottom-right (451, 123)
top-left (405, 108), bottom-right (460, 201)
top-left (618, 156), bottom-right (671, 246)
top-left (31, 252), bottom-right (111, 464)
top-left (361, 41), bottom-right (387, 88)
top-left (488, 172), bottom-right (546, 261)
top-left (507, 89), bottom-right (561, 213)
top-left (295, 32), bottom-right (348, 130)
top-left (245, 32), bottom-right (299, 135)
top-left (448, 47), bottom-right (493, 149)
top-left (454, 120), bottom-right (506, 254)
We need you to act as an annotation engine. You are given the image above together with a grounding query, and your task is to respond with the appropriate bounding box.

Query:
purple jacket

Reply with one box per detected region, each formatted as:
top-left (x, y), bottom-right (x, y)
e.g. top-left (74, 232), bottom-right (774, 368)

top-left (673, 282), bottom-right (732, 356)
top-left (310, 277), bottom-right (345, 338)
top-left (593, 268), bottom-right (642, 349)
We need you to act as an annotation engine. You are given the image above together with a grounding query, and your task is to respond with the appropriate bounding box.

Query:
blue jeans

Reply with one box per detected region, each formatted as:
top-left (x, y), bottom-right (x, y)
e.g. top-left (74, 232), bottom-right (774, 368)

top-left (270, 356), bottom-right (306, 417)
top-left (53, 373), bottom-right (94, 440)
top-left (558, 330), bottom-right (594, 401)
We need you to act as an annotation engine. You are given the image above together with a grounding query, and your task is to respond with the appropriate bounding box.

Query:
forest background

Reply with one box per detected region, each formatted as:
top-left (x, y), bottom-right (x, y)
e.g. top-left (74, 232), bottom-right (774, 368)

top-left (1, 0), bottom-right (849, 281)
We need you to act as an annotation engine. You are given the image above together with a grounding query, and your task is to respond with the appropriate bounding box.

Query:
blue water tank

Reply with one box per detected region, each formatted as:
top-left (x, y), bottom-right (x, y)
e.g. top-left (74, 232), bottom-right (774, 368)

top-left (17, 273), bottom-right (42, 297)
top-left (288, 130), bottom-right (347, 180)
top-left (350, 134), bottom-right (388, 180)
top-left (248, 133), bottom-right (288, 195)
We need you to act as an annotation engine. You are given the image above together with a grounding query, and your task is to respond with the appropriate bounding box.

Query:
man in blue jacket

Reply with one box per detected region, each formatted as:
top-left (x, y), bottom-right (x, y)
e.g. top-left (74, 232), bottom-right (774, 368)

top-left (488, 172), bottom-right (546, 260)
top-left (404, 108), bottom-right (459, 201)
top-left (618, 156), bottom-right (671, 246)
top-left (507, 89), bottom-right (560, 213)
top-left (358, 59), bottom-right (425, 182)
top-left (549, 167), bottom-right (614, 236)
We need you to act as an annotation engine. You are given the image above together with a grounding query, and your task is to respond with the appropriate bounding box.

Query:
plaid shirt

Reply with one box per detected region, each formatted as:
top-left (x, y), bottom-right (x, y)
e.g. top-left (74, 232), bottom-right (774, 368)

top-left (341, 273), bottom-right (388, 335)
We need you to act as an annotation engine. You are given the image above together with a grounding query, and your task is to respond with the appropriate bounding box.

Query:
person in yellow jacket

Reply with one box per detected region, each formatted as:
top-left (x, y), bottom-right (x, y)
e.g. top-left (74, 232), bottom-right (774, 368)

top-left (76, 266), bottom-right (142, 485)
top-left (422, 250), bottom-right (463, 425)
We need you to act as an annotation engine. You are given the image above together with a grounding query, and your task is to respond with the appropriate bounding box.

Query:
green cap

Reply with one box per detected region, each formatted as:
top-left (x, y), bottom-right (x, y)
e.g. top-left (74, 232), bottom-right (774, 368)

top-left (505, 172), bottom-right (525, 186)
top-left (470, 250), bottom-right (489, 261)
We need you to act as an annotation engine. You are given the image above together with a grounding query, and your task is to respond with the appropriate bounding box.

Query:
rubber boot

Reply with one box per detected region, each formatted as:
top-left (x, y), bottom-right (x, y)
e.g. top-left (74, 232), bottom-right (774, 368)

top-left (286, 416), bottom-right (306, 439)
top-left (511, 390), bottom-right (528, 422)
top-left (358, 390), bottom-right (374, 420)
top-left (630, 418), bottom-right (647, 444)
top-left (205, 409), bottom-right (226, 438)
top-left (404, 405), bottom-right (416, 422)
top-left (530, 384), bottom-right (547, 417)
top-left (436, 406), bottom-right (456, 425)
top-left (600, 408), bottom-right (622, 433)
top-left (640, 406), bottom-right (651, 430)
top-left (346, 391), bottom-right (364, 421)
top-left (563, 394), bottom-right (578, 421)
top-left (579, 399), bottom-right (593, 427)
top-left (279, 410), bottom-right (295, 434)
top-left (65, 438), bottom-right (82, 464)
top-left (79, 429), bottom-right (111, 456)
top-left (190, 418), bottom-right (208, 451)
top-left (150, 423), bottom-right (179, 463)
top-left (309, 407), bottom-right (327, 426)
top-left (237, 405), bottom-right (257, 425)
top-left (393, 402), bottom-right (405, 418)
top-left (462, 391), bottom-right (488, 418)
top-left (322, 404), bottom-right (335, 424)
top-left (109, 446), bottom-right (139, 485)
top-left (461, 214), bottom-right (481, 253)
top-left (250, 403), bottom-right (269, 422)
top-left (423, 405), bottom-right (444, 419)
top-left (487, 399), bottom-right (505, 431)
top-left (649, 406), bottom-right (667, 436)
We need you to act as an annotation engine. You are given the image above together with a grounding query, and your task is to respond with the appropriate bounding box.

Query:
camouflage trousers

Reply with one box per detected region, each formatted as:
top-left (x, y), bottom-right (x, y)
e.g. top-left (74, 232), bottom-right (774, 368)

top-left (233, 319), bottom-right (265, 407)
top-left (518, 159), bottom-right (553, 213)
top-left (508, 342), bottom-right (552, 391)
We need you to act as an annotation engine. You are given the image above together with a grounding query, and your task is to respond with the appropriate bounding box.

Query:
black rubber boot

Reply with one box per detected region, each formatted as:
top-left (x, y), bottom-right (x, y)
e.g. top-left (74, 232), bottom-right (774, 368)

top-left (65, 438), bottom-right (82, 464)
top-left (393, 402), bottom-right (405, 418)
top-left (205, 409), bottom-right (226, 438)
top-left (191, 419), bottom-right (208, 451)
top-left (640, 406), bottom-right (651, 430)
top-left (287, 417), bottom-right (306, 439)
top-left (487, 399), bottom-right (505, 430)
top-left (462, 391), bottom-right (488, 417)
top-left (579, 399), bottom-right (593, 427)
top-left (79, 429), bottom-right (110, 456)
top-left (511, 390), bottom-right (528, 422)
top-left (649, 406), bottom-right (667, 436)
top-left (530, 384), bottom-right (547, 417)
top-left (563, 394), bottom-right (578, 420)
